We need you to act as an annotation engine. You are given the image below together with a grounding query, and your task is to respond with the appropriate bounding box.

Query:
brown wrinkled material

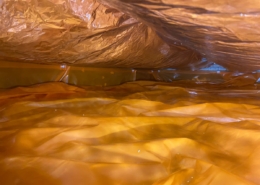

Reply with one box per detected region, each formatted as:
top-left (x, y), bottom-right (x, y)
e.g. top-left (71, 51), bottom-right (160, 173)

top-left (1, 0), bottom-right (260, 70)
top-left (1, 82), bottom-right (260, 185)
top-left (101, 0), bottom-right (260, 71)
top-left (0, 0), bottom-right (201, 68)
top-left (2, 60), bottom-right (260, 89)
top-left (1, 0), bottom-right (260, 184)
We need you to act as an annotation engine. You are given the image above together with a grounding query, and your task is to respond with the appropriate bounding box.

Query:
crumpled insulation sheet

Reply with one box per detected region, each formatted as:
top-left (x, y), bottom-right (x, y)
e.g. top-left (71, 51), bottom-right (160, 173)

top-left (1, 81), bottom-right (260, 185)
top-left (2, 0), bottom-right (260, 70)
top-left (101, 0), bottom-right (260, 71)
top-left (0, 0), bottom-right (201, 69)
top-left (1, 0), bottom-right (260, 184)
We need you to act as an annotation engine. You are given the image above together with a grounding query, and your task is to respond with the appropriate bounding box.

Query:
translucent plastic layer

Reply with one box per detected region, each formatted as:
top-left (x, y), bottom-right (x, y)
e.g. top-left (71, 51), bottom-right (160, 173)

top-left (1, 82), bottom-right (260, 184)
top-left (1, 0), bottom-right (260, 70)
top-left (102, 0), bottom-right (260, 71)
top-left (1, 61), bottom-right (260, 89)
top-left (0, 0), bottom-right (201, 69)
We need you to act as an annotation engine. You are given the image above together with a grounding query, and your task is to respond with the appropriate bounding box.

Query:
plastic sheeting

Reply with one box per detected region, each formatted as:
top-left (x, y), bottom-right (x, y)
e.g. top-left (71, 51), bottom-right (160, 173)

top-left (1, 81), bottom-right (260, 185)
top-left (101, 0), bottom-right (260, 71)
top-left (0, 0), bottom-right (201, 69)
top-left (2, 61), bottom-right (260, 89)
top-left (1, 0), bottom-right (260, 184)
top-left (1, 0), bottom-right (260, 70)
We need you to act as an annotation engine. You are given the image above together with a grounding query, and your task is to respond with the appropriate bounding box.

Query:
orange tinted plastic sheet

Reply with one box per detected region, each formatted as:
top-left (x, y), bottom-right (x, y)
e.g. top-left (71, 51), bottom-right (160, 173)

top-left (101, 0), bottom-right (260, 71)
top-left (1, 82), bottom-right (260, 185)
top-left (1, 0), bottom-right (260, 71)
top-left (2, 60), bottom-right (260, 89)
top-left (0, 0), bottom-right (201, 69)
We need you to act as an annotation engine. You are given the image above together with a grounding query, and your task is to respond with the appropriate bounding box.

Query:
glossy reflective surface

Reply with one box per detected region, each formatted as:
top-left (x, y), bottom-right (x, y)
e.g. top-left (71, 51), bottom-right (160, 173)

top-left (0, 82), bottom-right (260, 184)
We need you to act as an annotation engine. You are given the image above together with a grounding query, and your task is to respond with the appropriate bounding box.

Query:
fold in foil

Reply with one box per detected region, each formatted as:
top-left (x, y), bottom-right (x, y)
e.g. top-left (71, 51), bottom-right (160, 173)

top-left (1, 0), bottom-right (260, 70)
top-left (101, 0), bottom-right (260, 71)
top-left (0, 0), bottom-right (202, 69)
top-left (1, 82), bottom-right (260, 184)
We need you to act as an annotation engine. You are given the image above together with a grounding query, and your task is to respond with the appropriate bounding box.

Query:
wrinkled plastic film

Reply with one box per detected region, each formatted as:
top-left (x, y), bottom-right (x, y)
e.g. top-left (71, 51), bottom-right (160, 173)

top-left (2, 61), bottom-right (260, 89)
top-left (1, 0), bottom-right (260, 184)
top-left (1, 82), bottom-right (260, 185)
top-left (0, 0), bottom-right (202, 69)
top-left (1, 0), bottom-right (260, 70)
top-left (0, 62), bottom-right (140, 88)
top-left (100, 0), bottom-right (260, 71)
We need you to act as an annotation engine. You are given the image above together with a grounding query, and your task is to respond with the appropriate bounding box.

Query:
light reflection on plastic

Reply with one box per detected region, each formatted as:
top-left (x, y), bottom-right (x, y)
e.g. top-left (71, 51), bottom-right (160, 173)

top-left (60, 64), bottom-right (67, 69)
